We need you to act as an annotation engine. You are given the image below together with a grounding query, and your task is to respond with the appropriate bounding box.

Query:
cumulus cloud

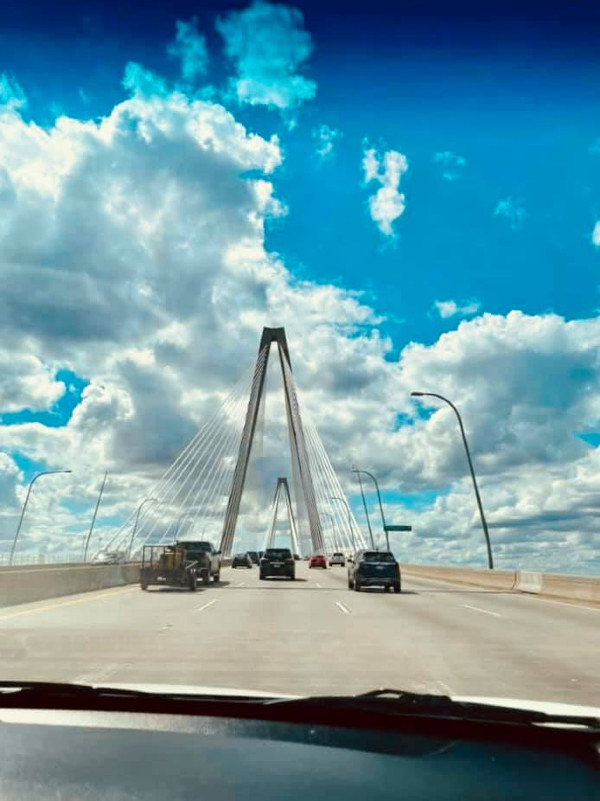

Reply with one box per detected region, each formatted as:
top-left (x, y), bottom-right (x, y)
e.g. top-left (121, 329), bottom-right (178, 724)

top-left (0, 60), bottom-right (381, 556)
top-left (335, 311), bottom-right (600, 572)
top-left (592, 221), bottom-right (600, 247)
top-left (494, 196), bottom-right (526, 230)
top-left (362, 145), bottom-right (408, 237)
top-left (433, 150), bottom-right (466, 180)
top-left (167, 18), bottom-right (209, 83)
top-left (0, 354), bottom-right (64, 413)
top-left (312, 124), bottom-right (340, 160)
top-left (433, 299), bottom-right (481, 319)
top-left (216, 0), bottom-right (316, 112)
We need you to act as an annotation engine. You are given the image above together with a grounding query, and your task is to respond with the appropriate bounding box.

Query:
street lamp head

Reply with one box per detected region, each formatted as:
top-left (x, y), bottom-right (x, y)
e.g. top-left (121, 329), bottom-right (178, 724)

top-left (410, 392), bottom-right (424, 397)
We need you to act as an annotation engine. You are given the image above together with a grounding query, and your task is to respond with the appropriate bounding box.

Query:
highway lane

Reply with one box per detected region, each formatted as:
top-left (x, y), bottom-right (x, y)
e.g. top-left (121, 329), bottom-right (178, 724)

top-left (0, 564), bottom-right (598, 705)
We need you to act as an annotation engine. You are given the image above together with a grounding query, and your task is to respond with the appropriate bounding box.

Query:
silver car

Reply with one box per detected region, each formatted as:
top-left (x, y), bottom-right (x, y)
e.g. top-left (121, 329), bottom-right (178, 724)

top-left (329, 552), bottom-right (346, 567)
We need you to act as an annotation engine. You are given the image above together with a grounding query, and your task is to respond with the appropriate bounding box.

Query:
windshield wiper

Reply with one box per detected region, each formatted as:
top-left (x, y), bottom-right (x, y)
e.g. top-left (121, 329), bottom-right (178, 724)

top-left (0, 681), bottom-right (275, 704)
top-left (0, 681), bottom-right (598, 733)
top-left (304, 688), bottom-right (600, 729)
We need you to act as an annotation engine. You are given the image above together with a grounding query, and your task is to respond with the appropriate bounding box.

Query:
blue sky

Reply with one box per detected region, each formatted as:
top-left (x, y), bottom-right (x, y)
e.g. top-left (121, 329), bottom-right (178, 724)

top-left (1, 0), bottom-right (600, 571)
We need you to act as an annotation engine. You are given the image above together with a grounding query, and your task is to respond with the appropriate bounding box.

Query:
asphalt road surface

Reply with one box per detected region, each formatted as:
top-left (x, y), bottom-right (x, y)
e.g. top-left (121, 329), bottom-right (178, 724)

top-left (0, 564), bottom-right (598, 705)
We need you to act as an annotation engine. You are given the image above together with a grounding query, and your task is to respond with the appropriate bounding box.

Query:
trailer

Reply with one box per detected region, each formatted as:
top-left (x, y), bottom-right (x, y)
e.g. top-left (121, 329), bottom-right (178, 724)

top-left (140, 544), bottom-right (199, 591)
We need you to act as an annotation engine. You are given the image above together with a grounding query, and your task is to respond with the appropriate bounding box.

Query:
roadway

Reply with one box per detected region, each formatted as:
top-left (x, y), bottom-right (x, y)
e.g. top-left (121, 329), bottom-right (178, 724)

top-left (0, 563), bottom-right (598, 705)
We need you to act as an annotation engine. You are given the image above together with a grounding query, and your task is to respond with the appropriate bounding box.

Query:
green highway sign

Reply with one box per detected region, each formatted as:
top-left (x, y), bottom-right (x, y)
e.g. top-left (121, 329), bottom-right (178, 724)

top-left (384, 525), bottom-right (412, 532)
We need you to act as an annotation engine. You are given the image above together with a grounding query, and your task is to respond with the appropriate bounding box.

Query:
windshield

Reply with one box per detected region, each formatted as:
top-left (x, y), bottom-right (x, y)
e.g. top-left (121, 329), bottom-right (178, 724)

top-left (0, 0), bottom-right (598, 716)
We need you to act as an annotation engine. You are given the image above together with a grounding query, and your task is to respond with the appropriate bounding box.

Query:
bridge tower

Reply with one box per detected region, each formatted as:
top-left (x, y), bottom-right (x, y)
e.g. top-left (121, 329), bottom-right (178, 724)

top-left (220, 327), bottom-right (324, 556)
top-left (263, 477), bottom-right (301, 554)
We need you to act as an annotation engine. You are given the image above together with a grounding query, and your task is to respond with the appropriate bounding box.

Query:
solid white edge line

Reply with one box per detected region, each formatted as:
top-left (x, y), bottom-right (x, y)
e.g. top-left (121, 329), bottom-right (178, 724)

top-left (461, 604), bottom-right (501, 618)
top-left (195, 599), bottom-right (217, 613)
top-left (524, 596), bottom-right (600, 613)
top-left (335, 601), bottom-right (351, 614)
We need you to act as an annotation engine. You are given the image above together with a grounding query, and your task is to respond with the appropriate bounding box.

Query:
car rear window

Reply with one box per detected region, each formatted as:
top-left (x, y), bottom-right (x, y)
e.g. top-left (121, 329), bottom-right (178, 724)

top-left (265, 549), bottom-right (291, 558)
top-left (362, 551), bottom-right (396, 563)
top-left (178, 541), bottom-right (211, 551)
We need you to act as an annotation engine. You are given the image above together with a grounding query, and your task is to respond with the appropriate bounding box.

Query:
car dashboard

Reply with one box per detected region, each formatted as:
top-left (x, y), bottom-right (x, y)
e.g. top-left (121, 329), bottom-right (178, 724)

top-left (0, 706), bottom-right (598, 800)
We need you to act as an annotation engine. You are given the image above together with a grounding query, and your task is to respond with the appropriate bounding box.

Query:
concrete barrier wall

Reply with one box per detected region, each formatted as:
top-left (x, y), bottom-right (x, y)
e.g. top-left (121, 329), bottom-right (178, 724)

top-left (529, 572), bottom-right (600, 604)
top-left (515, 571), bottom-right (543, 593)
top-left (0, 564), bottom-right (140, 608)
top-left (401, 563), bottom-right (600, 604)
top-left (400, 563), bottom-right (517, 591)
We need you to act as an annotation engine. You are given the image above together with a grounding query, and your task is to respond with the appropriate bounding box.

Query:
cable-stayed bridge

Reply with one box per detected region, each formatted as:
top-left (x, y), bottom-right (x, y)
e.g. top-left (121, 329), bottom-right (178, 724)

top-left (104, 327), bottom-right (365, 558)
top-left (2, 326), bottom-right (598, 706)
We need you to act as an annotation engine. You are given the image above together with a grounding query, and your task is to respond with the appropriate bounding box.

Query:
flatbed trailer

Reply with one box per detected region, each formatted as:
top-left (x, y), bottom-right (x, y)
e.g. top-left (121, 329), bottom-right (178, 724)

top-left (140, 545), bottom-right (199, 591)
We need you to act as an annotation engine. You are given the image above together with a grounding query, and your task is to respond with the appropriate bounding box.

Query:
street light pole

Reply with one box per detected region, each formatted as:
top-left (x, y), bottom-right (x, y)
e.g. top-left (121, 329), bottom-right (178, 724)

top-left (352, 467), bottom-right (375, 549)
top-left (9, 469), bottom-right (72, 566)
top-left (83, 471), bottom-right (108, 562)
top-left (352, 466), bottom-right (388, 550)
top-left (128, 497), bottom-right (158, 557)
top-left (411, 391), bottom-right (494, 570)
top-left (330, 496), bottom-right (356, 552)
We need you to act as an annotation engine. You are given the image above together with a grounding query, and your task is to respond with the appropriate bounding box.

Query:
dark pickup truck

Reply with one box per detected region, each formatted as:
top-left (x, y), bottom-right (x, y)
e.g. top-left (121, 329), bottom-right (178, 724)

top-left (175, 540), bottom-right (221, 584)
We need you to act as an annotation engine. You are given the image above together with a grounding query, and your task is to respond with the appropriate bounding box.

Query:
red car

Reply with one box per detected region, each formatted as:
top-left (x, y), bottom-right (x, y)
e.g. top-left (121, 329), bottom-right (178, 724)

top-left (309, 554), bottom-right (328, 569)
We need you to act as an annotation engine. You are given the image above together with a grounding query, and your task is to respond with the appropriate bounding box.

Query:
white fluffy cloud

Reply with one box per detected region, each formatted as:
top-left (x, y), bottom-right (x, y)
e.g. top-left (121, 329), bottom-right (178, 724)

top-left (0, 66), bottom-right (382, 556)
top-left (362, 145), bottom-right (408, 237)
top-left (591, 221), bottom-right (600, 247)
top-left (337, 311), bottom-right (600, 571)
top-left (0, 353), bottom-right (64, 412)
top-left (434, 299), bottom-right (481, 319)
top-left (216, 0), bottom-right (316, 112)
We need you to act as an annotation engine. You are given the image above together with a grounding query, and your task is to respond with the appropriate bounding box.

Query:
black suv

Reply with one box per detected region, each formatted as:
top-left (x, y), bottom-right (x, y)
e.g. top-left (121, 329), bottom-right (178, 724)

top-left (175, 540), bottom-right (221, 584)
top-left (259, 548), bottom-right (295, 580)
top-left (347, 550), bottom-right (400, 593)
